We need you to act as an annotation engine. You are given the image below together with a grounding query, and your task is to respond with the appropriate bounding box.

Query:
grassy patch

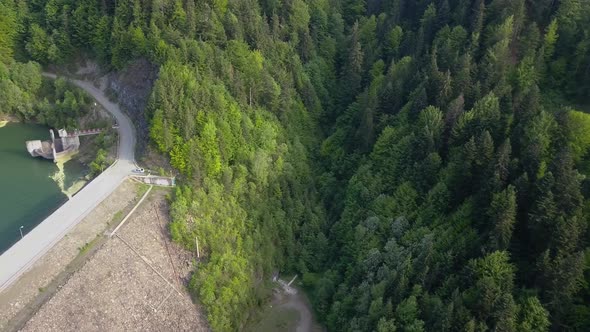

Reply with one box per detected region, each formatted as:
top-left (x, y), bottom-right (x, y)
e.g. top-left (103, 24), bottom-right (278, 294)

top-left (110, 210), bottom-right (123, 225)
top-left (244, 306), bottom-right (300, 332)
top-left (78, 242), bottom-right (91, 254)
top-left (136, 183), bottom-right (151, 199)
top-left (77, 234), bottom-right (101, 255)
top-left (152, 185), bottom-right (173, 195)
top-left (243, 281), bottom-right (302, 332)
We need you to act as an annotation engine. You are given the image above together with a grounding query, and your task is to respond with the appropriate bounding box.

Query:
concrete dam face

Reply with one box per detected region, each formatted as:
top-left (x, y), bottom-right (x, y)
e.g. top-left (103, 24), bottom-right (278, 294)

top-left (25, 139), bottom-right (54, 159)
top-left (25, 129), bottom-right (84, 162)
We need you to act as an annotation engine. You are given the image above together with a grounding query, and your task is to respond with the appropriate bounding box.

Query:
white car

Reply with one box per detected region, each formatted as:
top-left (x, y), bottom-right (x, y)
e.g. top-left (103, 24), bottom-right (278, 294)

top-left (133, 168), bottom-right (145, 173)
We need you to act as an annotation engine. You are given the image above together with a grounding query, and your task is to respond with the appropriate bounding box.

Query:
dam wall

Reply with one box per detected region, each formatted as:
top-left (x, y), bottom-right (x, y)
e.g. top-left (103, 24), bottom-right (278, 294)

top-left (25, 129), bottom-right (81, 162)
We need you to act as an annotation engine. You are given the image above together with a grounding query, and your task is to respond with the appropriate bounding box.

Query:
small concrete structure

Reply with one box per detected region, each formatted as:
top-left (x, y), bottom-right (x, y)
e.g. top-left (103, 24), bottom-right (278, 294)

top-left (26, 129), bottom-right (84, 162)
top-left (131, 175), bottom-right (176, 187)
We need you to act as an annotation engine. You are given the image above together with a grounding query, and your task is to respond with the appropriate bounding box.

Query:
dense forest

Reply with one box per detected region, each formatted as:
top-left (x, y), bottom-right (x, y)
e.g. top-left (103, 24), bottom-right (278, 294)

top-left (0, 61), bottom-right (94, 130)
top-left (1, 0), bottom-right (590, 331)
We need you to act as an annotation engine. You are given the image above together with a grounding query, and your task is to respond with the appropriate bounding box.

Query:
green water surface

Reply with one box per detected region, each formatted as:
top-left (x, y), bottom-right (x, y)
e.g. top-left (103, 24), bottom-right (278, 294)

top-left (0, 123), bottom-right (86, 253)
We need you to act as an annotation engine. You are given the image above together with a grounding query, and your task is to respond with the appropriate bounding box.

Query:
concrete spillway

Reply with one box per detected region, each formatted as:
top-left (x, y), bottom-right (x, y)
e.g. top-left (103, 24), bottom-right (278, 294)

top-left (25, 140), bottom-right (54, 159)
top-left (25, 129), bottom-right (80, 162)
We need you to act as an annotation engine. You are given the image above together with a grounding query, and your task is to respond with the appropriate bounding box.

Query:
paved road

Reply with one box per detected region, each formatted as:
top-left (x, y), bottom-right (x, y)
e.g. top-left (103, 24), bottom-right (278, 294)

top-left (0, 74), bottom-right (136, 291)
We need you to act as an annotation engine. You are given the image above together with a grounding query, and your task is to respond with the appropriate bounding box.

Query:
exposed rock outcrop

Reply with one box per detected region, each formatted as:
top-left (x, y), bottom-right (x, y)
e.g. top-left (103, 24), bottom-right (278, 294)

top-left (107, 59), bottom-right (159, 158)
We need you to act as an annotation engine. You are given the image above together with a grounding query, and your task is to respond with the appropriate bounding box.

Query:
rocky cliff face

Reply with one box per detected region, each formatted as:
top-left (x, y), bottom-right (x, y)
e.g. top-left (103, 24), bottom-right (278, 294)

top-left (107, 59), bottom-right (158, 158)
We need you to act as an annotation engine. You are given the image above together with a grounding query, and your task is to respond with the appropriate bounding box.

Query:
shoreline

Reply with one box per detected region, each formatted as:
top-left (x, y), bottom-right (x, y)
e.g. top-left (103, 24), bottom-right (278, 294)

top-left (0, 122), bottom-right (89, 256)
top-left (1, 112), bottom-right (117, 196)
top-left (0, 115), bottom-right (19, 127)
top-left (0, 117), bottom-right (118, 254)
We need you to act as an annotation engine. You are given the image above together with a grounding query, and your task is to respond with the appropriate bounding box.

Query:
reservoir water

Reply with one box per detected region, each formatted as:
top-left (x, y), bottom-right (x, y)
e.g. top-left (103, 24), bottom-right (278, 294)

top-left (0, 122), bottom-right (87, 254)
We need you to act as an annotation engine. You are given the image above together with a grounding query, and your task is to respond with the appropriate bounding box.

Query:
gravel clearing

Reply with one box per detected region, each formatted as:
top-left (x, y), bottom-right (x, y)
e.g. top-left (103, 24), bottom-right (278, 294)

top-left (22, 189), bottom-right (208, 332)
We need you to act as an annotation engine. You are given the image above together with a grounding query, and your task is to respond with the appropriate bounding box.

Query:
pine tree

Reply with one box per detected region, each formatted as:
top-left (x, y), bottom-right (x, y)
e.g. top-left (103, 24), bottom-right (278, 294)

top-left (488, 185), bottom-right (517, 251)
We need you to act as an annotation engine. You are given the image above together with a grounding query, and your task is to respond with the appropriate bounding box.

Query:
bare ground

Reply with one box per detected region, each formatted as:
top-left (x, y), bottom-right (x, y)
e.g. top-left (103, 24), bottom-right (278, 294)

top-left (21, 188), bottom-right (208, 332)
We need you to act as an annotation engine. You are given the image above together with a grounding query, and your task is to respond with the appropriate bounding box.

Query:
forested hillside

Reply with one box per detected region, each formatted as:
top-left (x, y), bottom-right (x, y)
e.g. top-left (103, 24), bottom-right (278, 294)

top-left (1, 0), bottom-right (590, 331)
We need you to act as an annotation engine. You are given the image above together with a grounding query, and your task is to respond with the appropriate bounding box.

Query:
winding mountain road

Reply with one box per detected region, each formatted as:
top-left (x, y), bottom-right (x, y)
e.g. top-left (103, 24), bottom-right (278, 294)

top-left (0, 74), bottom-right (136, 291)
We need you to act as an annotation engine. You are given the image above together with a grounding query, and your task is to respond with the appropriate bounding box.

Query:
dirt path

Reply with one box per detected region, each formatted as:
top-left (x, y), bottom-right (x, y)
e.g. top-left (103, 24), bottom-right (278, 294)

top-left (281, 292), bottom-right (315, 332)
top-left (277, 279), bottom-right (322, 332)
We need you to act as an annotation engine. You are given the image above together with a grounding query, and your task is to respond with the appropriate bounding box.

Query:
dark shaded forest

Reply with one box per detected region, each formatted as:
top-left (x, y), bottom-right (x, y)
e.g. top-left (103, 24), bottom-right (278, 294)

top-left (1, 0), bottom-right (590, 331)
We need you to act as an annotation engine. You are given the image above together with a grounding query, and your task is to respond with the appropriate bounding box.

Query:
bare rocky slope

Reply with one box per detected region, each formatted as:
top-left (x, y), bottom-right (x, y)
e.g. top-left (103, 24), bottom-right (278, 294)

top-left (107, 59), bottom-right (159, 158)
